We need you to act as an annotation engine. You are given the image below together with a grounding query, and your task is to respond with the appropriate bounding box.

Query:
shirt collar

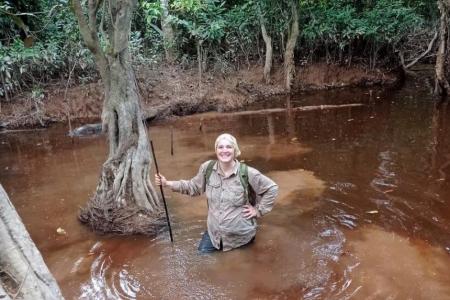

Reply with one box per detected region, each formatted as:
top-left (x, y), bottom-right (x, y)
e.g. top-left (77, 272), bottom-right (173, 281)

top-left (214, 159), bottom-right (239, 177)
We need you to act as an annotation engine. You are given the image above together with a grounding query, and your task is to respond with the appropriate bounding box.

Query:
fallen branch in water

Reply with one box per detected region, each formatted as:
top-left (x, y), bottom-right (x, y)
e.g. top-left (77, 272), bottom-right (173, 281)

top-left (0, 128), bottom-right (46, 135)
top-left (226, 103), bottom-right (364, 117)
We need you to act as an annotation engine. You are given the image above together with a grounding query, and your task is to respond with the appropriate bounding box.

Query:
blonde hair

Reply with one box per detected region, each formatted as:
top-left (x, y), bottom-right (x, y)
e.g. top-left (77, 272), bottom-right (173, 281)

top-left (215, 133), bottom-right (241, 157)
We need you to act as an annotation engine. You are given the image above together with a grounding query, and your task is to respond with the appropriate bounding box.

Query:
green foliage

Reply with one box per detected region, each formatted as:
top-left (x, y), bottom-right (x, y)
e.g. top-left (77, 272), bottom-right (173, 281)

top-left (0, 37), bottom-right (94, 97)
top-left (360, 0), bottom-right (423, 44)
top-left (138, 0), bottom-right (166, 59)
top-left (302, 2), bottom-right (358, 46)
top-left (0, 0), bottom-right (43, 41)
top-left (171, 0), bottom-right (227, 43)
top-left (0, 0), bottom-right (96, 98)
top-left (302, 0), bottom-right (423, 44)
top-left (222, 1), bottom-right (259, 63)
top-left (141, 0), bottom-right (162, 24)
top-left (0, 0), bottom-right (439, 99)
top-left (129, 31), bottom-right (159, 64)
top-left (300, 0), bottom-right (426, 65)
top-left (0, 39), bottom-right (55, 96)
top-left (260, 0), bottom-right (289, 33)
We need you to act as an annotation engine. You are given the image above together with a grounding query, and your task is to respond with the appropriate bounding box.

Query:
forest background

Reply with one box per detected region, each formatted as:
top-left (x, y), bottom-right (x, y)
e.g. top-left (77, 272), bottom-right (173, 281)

top-left (0, 0), bottom-right (443, 128)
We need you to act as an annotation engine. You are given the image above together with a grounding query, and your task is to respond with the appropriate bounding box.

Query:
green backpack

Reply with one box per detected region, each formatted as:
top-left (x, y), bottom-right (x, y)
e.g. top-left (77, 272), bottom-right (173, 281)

top-left (204, 160), bottom-right (256, 206)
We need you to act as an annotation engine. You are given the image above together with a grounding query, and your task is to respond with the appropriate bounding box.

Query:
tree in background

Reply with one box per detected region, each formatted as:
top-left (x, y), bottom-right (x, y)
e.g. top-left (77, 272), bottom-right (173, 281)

top-left (140, 0), bottom-right (176, 63)
top-left (258, 3), bottom-right (272, 84)
top-left (256, 0), bottom-right (285, 83)
top-left (284, 0), bottom-right (299, 91)
top-left (71, 0), bottom-right (165, 234)
top-left (171, 0), bottom-right (226, 87)
top-left (160, 0), bottom-right (176, 62)
top-left (435, 0), bottom-right (450, 96)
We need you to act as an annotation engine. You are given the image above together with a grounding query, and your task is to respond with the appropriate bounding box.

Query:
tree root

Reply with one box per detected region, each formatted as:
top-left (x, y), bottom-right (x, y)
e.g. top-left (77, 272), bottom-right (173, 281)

top-left (78, 134), bottom-right (167, 236)
top-left (79, 195), bottom-right (167, 236)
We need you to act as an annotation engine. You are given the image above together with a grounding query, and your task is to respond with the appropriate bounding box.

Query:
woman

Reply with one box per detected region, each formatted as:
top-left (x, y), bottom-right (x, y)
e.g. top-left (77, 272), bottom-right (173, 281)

top-left (155, 133), bottom-right (278, 252)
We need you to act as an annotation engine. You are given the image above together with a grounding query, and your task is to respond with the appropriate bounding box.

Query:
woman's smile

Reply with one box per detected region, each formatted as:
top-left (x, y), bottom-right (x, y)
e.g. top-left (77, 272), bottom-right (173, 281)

top-left (216, 141), bottom-right (235, 163)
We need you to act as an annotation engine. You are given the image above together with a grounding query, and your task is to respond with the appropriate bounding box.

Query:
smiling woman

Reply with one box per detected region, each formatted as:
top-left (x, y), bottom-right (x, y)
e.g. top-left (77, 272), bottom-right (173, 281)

top-left (155, 133), bottom-right (279, 253)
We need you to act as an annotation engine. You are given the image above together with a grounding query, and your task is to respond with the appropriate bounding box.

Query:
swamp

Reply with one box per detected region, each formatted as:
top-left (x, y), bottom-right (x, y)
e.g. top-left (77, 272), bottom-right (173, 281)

top-left (1, 0), bottom-right (450, 299)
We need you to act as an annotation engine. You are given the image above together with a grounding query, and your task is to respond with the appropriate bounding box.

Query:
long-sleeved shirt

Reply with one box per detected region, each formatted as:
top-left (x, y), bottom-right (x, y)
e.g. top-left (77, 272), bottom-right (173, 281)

top-left (170, 160), bottom-right (279, 251)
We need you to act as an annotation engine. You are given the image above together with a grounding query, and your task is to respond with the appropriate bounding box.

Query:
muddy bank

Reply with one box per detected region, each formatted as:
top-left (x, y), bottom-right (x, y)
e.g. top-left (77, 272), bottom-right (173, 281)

top-left (0, 63), bottom-right (399, 129)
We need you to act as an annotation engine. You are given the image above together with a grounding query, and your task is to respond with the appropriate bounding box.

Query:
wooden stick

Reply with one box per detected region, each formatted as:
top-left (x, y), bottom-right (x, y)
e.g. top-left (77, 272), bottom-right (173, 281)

top-left (150, 140), bottom-right (174, 242)
top-left (170, 127), bottom-right (174, 156)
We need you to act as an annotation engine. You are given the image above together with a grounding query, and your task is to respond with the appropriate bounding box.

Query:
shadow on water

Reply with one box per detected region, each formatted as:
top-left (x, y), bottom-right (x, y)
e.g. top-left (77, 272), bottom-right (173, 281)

top-left (1, 80), bottom-right (450, 299)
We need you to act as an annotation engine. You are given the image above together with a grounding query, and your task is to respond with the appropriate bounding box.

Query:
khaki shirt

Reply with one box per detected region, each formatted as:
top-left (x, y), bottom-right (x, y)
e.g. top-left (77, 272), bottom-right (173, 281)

top-left (171, 160), bottom-right (278, 251)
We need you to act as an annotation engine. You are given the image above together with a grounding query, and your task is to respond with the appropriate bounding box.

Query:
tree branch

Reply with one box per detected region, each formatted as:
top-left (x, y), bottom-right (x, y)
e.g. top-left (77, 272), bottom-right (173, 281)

top-left (112, 0), bottom-right (135, 55)
top-left (71, 0), bottom-right (98, 52)
top-left (149, 23), bottom-right (163, 36)
top-left (402, 31), bottom-right (438, 69)
top-left (71, 0), bottom-right (109, 84)
top-left (88, 0), bottom-right (99, 34)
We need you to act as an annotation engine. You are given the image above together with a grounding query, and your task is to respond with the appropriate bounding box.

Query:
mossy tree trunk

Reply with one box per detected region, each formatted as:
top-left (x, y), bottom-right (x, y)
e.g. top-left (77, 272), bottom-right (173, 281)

top-left (72, 0), bottom-right (164, 235)
top-left (435, 0), bottom-right (450, 96)
top-left (284, 1), bottom-right (299, 92)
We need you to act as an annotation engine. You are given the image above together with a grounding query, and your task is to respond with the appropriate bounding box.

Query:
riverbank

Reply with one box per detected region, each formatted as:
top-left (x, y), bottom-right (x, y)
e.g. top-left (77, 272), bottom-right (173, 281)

top-left (0, 63), bottom-right (399, 129)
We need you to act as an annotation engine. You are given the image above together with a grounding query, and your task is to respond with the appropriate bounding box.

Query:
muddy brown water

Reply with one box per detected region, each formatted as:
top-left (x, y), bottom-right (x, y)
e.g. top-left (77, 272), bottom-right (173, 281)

top-left (1, 82), bottom-right (450, 299)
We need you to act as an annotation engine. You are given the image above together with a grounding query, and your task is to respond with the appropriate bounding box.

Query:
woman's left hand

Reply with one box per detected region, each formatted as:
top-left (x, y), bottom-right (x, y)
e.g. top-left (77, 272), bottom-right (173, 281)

top-left (242, 205), bottom-right (257, 219)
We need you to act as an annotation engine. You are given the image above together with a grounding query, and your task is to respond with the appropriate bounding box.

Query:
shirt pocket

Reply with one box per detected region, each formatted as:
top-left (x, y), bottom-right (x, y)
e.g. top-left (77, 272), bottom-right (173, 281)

top-left (206, 173), bottom-right (221, 200)
top-left (228, 184), bottom-right (246, 207)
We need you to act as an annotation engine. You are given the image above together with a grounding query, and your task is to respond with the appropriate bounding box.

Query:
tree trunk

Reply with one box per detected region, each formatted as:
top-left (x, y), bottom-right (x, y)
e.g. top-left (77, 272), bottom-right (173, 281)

top-left (160, 0), bottom-right (175, 63)
top-left (435, 0), bottom-right (450, 96)
top-left (0, 185), bottom-right (64, 299)
top-left (284, 1), bottom-right (299, 92)
top-left (197, 39), bottom-right (203, 90)
top-left (79, 51), bottom-right (165, 234)
top-left (0, 284), bottom-right (11, 300)
top-left (72, 0), bottom-right (165, 235)
top-left (259, 14), bottom-right (272, 83)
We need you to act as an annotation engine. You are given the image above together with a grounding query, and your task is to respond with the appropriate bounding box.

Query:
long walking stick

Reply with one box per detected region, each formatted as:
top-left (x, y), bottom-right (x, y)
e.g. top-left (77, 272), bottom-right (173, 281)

top-left (150, 140), bottom-right (174, 242)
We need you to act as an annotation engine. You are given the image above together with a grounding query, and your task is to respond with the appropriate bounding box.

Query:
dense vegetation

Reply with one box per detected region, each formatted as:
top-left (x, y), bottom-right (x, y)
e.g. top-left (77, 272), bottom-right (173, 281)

top-left (0, 0), bottom-right (440, 99)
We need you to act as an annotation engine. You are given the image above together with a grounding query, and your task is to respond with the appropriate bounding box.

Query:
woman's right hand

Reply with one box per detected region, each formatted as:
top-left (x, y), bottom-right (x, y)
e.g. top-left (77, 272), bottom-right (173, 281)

top-left (155, 173), bottom-right (167, 187)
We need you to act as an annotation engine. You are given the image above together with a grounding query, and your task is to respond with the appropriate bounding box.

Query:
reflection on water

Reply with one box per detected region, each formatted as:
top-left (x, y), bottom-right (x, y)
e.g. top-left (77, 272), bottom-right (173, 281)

top-left (1, 82), bottom-right (450, 299)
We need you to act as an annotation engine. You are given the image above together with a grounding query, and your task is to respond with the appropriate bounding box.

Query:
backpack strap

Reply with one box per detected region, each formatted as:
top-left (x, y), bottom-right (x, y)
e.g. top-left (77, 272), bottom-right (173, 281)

top-left (204, 160), bottom-right (216, 185)
top-left (239, 163), bottom-right (249, 204)
top-left (239, 162), bottom-right (257, 206)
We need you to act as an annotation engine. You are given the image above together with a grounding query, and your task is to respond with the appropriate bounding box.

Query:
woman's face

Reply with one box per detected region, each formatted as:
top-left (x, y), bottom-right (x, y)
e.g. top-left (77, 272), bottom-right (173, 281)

top-left (215, 139), bottom-right (235, 164)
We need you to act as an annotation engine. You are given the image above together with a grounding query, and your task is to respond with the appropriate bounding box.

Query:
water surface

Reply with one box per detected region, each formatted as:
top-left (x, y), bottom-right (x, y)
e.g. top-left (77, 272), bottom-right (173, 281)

top-left (1, 81), bottom-right (449, 299)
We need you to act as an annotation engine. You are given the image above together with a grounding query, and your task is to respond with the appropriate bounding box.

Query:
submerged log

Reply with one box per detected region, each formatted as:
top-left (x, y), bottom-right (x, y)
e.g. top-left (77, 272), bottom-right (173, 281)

top-left (68, 123), bottom-right (102, 137)
top-left (68, 107), bottom-right (159, 137)
top-left (0, 185), bottom-right (64, 300)
top-left (227, 103), bottom-right (364, 117)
